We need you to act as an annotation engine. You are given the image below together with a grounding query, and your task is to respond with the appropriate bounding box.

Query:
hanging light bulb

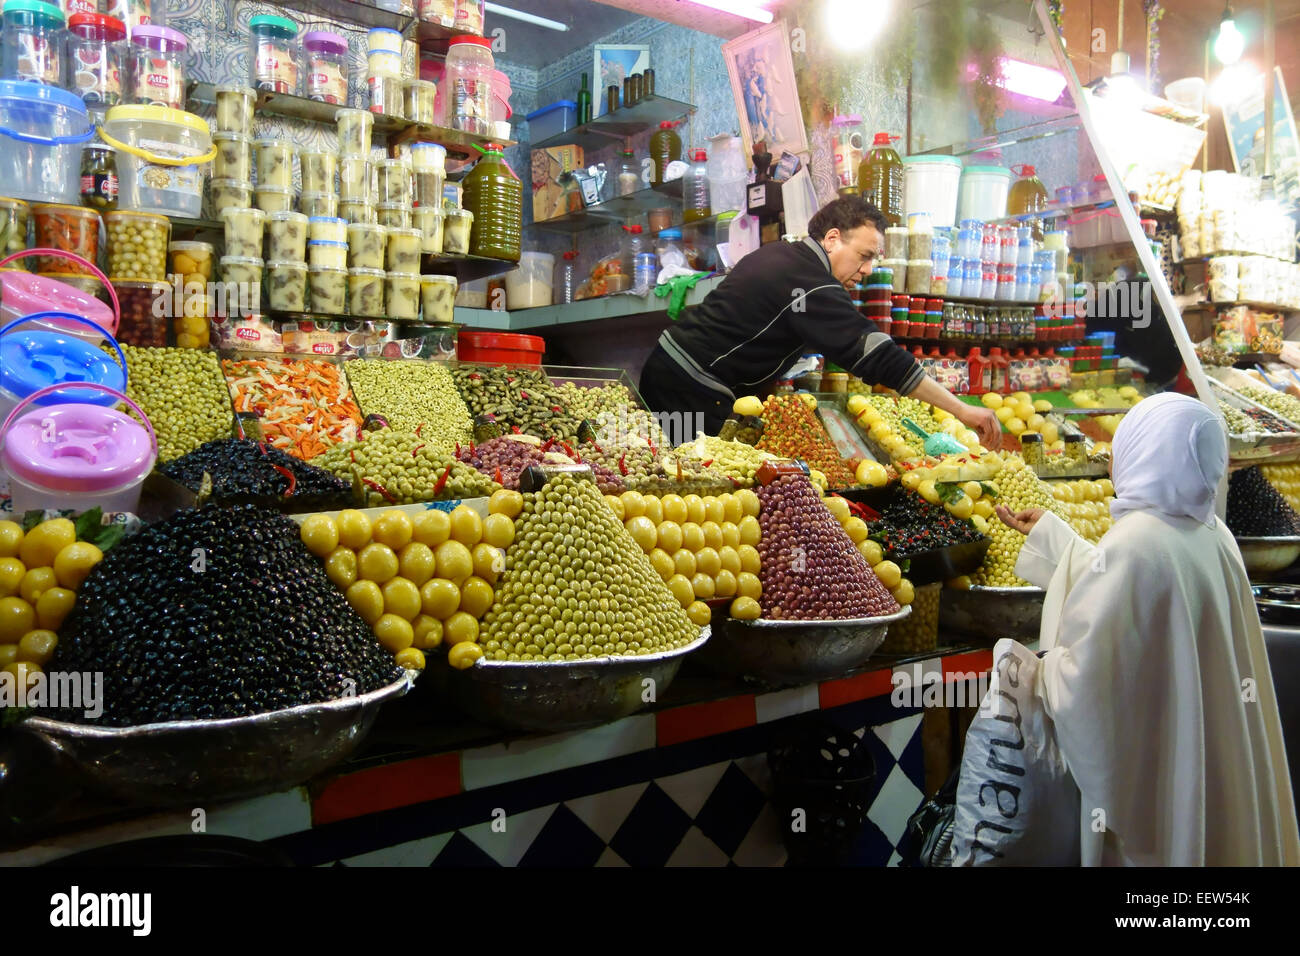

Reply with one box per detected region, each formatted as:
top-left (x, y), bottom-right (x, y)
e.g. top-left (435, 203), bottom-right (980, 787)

top-left (1215, 4), bottom-right (1245, 65)
top-left (1105, 50), bottom-right (1146, 103)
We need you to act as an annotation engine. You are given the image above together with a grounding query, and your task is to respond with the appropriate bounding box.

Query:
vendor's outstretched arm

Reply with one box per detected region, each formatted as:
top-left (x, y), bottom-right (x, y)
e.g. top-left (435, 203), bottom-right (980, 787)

top-left (907, 376), bottom-right (1002, 450)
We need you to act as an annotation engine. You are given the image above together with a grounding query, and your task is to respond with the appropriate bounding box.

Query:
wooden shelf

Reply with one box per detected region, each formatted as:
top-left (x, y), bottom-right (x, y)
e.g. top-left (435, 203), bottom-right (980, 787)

top-left (188, 84), bottom-right (513, 159)
top-left (273, 0), bottom-right (413, 31)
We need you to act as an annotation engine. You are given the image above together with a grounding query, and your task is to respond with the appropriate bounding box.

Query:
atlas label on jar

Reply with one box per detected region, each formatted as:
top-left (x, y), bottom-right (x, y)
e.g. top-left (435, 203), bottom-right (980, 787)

top-left (255, 47), bottom-right (297, 94)
top-left (308, 63), bottom-right (345, 104)
top-left (134, 58), bottom-right (183, 108)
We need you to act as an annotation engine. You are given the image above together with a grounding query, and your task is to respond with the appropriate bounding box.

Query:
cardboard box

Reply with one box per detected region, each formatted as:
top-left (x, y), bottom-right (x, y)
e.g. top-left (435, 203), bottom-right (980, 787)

top-left (531, 144), bottom-right (584, 222)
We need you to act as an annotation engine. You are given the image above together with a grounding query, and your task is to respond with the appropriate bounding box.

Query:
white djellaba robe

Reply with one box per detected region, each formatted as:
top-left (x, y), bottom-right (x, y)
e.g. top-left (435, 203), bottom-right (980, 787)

top-left (1012, 393), bottom-right (1300, 866)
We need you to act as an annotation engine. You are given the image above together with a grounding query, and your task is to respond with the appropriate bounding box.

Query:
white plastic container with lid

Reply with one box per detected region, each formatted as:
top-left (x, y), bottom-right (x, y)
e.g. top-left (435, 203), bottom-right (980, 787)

top-left (335, 107), bottom-right (373, 158)
top-left (386, 271), bottom-right (420, 319)
top-left (308, 215), bottom-right (347, 244)
top-left (410, 142), bottom-right (446, 172)
top-left (212, 130), bottom-right (252, 181)
top-left (902, 154), bottom-right (962, 228)
top-left (308, 264), bottom-right (346, 314)
top-left (100, 104), bottom-right (214, 217)
top-left (367, 27), bottom-right (402, 55)
top-left (505, 251), bottom-right (554, 310)
top-left (1, 382), bottom-right (156, 515)
top-left (412, 205), bottom-right (444, 254)
top-left (266, 259), bottom-right (308, 311)
top-left (443, 35), bottom-right (493, 134)
top-left (300, 192), bottom-right (337, 219)
top-left (301, 150), bottom-right (336, 194)
top-left (347, 221), bottom-right (386, 270)
top-left (266, 210), bottom-right (308, 262)
top-left (421, 273), bottom-right (456, 322)
top-left (957, 165), bottom-right (1012, 223)
top-left (308, 239), bottom-right (347, 270)
top-left (0, 81), bottom-right (93, 205)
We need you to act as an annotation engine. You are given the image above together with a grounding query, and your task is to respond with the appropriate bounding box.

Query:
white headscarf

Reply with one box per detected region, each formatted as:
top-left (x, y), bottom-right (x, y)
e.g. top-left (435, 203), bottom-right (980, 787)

top-left (1109, 392), bottom-right (1227, 528)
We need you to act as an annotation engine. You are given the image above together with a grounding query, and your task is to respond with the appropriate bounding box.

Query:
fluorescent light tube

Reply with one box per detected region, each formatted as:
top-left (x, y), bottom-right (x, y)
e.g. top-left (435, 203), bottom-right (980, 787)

top-left (484, 3), bottom-right (570, 31)
top-left (684, 0), bottom-right (775, 24)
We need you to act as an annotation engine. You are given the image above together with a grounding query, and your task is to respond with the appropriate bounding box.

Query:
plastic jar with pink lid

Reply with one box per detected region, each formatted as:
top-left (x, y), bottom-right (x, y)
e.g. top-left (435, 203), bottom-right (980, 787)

top-left (303, 30), bottom-right (346, 105)
top-left (128, 24), bottom-right (186, 109)
top-left (0, 381), bottom-right (156, 515)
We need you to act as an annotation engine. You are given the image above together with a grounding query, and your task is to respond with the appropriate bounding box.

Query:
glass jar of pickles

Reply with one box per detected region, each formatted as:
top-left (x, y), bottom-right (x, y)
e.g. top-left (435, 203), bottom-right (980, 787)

top-left (80, 143), bottom-right (118, 210)
top-left (0, 196), bottom-right (30, 270)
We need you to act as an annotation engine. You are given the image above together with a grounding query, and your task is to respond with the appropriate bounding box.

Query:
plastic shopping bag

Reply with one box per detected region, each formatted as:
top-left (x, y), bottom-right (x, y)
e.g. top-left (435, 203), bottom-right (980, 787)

top-left (951, 639), bottom-right (1081, 866)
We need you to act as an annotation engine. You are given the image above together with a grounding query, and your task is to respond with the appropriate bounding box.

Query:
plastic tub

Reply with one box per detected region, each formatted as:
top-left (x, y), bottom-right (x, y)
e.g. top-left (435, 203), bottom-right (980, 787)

top-left (339, 155), bottom-right (371, 203)
top-left (376, 202), bottom-right (410, 229)
top-left (404, 79), bottom-right (436, 125)
top-left (957, 165), bottom-right (1012, 223)
top-left (347, 222), bottom-right (386, 270)
top-left (340, 200), bottom-right (375, 225)
top-left (105, 208), bottom-right (169, 279)
top-left (266, 210), bottom-right (308, 263)
top-left (308, 264), bottom-right (346, 314)
top-left (367, 71), bottom-right (403, 118)
top-left (505, 251), bottom-right (554, 309)
top-left (308, 239), bottom-right (347, 270)
top-left (308, 216), bottom-right (347, 244)
top-left (127, 25), bottom-right (186, 110)
top-left (413, 168), bottom-right (444, 208)
top-left (219, 255), bottom-right (263, 301)
top-left (100, 105), bottom-right (214, 218)
top-left (214, 84), bottom-right (255, 135)
top-left (410, 141), bottom-right (446, 172)
top-left (254, 185), bottom-right (293, 213)
top-left (31, 202), bottom-right (99, 274)
top-left (255, 137), bottom-right (295, 189)
top-left (250, 14), bottom-right (298, 95)
top-left (366, 27), bottom-right (402, 55)
top-left (1, 382), bottom-right (156, 515)
top-left (220, 206), bottom-right (264, 259)
top-left (386, 271), bottom-right (420, 319)
top-left (301, 150), bottom-right (336, 194)
top-left (525, 100), bottom-right (576, 142)
top-left (444, 208), bottom-right (472, 254)
top-left (1, 0), bottom-right (65, 86)
top-left (267, 259), bottom-right (307, 311)
top-left (213, 130), bottom-right (252, 181)
top-left (67, 12), bottom-right (125, 108)
top-left (386, 226), bottom-right (421, 273)
top-left (0, 81), bottom-right (93, 205)
top-left (0, 314), bottom-right (125, 431)
top-left (335, 108), bottom-right (373, 157)
top-left (903, 155), bottom-right (962, 228)
top-left (348, 266), bottom-right (385, 316)
top-left (458, 330), bottom-right (543, 365)
top-left (376, 158), bottom-right (411, 205)
top-left (209, 177), bottom-right (251, 215)
top-left (303, 30), bottom-right (346, 105)
top-left (413, 205), bottom-right (444, 254)
top-left (300, 192), bottom-right (337, 219)
top-left (421, 274), bottom-right (456, 323)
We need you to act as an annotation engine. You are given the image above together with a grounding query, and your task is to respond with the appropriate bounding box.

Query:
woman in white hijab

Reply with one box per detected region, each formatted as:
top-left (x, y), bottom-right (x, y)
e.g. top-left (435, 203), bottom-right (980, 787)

top-left (996, 392), bottom-right (1300, 866)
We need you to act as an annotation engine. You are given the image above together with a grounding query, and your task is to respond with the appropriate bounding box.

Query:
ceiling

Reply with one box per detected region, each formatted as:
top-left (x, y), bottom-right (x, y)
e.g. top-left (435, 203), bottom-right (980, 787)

top-left (484, 0), bottom-right (641, 68)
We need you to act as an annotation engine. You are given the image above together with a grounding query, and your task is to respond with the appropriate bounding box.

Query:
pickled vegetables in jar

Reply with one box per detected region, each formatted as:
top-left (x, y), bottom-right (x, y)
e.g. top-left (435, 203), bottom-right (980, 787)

top-left (32, 203), bottom-right (101, 275)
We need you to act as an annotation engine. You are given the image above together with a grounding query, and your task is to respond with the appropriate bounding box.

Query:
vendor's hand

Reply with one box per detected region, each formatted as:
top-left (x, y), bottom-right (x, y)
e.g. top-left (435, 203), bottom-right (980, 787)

top-left (957, 404), bottom-right (1002, 450)
top-left (996, 506), bottom-right (1044, 535)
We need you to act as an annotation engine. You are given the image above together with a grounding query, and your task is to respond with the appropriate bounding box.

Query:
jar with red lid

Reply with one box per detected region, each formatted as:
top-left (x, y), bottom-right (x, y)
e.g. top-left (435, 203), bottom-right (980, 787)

top-left (67, 13), bottom-right (125, 108)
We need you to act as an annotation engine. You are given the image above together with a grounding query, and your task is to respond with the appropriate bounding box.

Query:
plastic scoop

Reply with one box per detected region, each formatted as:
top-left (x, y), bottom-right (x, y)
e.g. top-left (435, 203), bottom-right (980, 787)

top-left (901, 417), bottom-right (967, 456)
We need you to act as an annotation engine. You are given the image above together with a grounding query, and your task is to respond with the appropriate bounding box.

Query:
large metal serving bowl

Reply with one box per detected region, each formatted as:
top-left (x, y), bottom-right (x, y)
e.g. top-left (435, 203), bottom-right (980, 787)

top-left (1235, 536), bottom-right (1300, 575)
top-left (695, 607), bottom-right (911, 688)
top-left (428, 628), bottom-right (710, 733)
top-left (938, 585), bottom-right (1045, 644)
top-left (16, 673), bottom-right (413, 808)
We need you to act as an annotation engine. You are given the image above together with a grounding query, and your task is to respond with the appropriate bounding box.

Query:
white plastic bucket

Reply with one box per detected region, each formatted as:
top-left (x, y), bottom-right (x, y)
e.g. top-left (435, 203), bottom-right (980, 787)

top-left (100, 105), bottom-right (216, 218)
top-left (0, 80), bottom-right (93, 205)
top-left (1, 382), bottom-right (155, 515)
top-left (957, 165), bottom-right (1013, 223)
top-left (505, 251), bottom-right (555, 309)
top-left (903, 155), bottom-right (962, 228)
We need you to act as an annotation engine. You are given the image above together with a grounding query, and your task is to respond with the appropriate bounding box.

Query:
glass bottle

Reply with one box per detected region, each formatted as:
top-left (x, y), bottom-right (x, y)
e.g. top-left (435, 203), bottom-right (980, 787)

top-left (616, 149), bottom-right (641, 197)
top-left (576, 72), bottom-right (592, 124)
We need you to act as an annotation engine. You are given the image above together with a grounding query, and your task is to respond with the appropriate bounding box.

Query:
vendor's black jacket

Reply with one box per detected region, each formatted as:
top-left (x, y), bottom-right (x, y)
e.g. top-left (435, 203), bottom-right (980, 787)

top-left (658, 236), bottom-right (925, 397)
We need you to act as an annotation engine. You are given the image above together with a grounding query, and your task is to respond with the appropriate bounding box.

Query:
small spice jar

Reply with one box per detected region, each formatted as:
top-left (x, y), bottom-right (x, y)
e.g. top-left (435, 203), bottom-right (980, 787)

top-left (128, 24), bottom-right (186, 110)
top-left (67, 12), bottom-right (125, 108)
top-left (249, 14), bottom-right (298, 95)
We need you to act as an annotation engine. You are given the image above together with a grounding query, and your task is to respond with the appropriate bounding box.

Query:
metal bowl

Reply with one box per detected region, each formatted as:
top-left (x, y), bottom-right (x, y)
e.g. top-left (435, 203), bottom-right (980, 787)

top-left (427, 629), bottom-right (710, 733)
top-left (695, 607), bottom-right (910, 688)
top-left (938, 585), bottom-right (1045, 643)
top-left (15, 673), bottom-right (413, 808)
top-left (1235, 536), bottom-right (1300, 574)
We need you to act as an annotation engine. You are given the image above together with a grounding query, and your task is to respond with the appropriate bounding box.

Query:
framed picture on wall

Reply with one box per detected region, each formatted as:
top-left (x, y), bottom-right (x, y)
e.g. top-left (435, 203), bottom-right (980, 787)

top-left (1223, 66), bottom-right (1300, 207)
top-left (723, 21), bottom-right (809, 166)
top-left (594, 44), bottom-right (650, 117)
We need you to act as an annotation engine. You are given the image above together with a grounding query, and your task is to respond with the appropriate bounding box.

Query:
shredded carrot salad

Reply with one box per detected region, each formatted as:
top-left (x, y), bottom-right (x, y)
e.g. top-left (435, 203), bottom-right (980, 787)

top-left (222, 357), bottom-right (362, 459)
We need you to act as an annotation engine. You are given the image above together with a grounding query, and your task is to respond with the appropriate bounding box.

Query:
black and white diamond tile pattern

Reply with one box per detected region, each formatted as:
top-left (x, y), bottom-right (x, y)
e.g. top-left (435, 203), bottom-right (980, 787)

top-left (332, 706), bottom-right (927, 868)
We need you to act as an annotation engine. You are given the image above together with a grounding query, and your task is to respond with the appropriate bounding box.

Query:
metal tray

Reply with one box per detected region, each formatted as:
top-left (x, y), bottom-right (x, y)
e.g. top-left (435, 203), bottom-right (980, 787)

top-left (938, 585), bottom-right (1045, 644)
top-left (1235, 536), bottom-right (1300, 574)
top-left (899, 537), bottom-right (992, 585)
top-left (15, 672), bottom-right (413, 808)
top-left (694, 607), bottom-right (910, 688)
top-left (426, 628), bottom-right (710, 733)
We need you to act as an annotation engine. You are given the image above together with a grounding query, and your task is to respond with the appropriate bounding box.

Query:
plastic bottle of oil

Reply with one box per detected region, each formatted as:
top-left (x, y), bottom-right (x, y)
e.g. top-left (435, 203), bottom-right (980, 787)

top-left (649, 120), bottom-right (681, 185)
top-left (462, 143), bottom-right (522, 262)
top-left (857, 132), bottom-right (903, 225)
top-left (1007, 164), bottom-right (1050, 217)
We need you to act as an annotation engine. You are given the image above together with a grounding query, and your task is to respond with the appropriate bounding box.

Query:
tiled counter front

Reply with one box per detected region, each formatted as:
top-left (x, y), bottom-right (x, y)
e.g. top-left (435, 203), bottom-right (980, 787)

top-left (2, 651), bottom-right (993, 867)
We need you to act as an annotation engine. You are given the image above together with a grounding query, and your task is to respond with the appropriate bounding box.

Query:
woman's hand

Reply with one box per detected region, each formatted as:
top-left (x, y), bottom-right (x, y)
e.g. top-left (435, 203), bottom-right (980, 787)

top-left (957, 404), bottom-right (1002, 450)
top-left (996, 505), bottom-right (1044, 535)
